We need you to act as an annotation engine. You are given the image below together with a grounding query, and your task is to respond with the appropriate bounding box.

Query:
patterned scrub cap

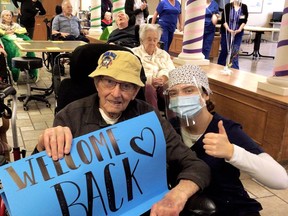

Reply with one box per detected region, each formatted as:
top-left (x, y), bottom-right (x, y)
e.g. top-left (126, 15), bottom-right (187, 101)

top-left (168, 64), bottom-right (212, 94)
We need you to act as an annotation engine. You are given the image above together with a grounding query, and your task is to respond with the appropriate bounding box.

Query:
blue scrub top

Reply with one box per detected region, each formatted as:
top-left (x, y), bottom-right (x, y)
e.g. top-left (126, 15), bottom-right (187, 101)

top-left (157, 0), bottom-right (181, 32)
top-left (205, 0), bottom-right (219, 31)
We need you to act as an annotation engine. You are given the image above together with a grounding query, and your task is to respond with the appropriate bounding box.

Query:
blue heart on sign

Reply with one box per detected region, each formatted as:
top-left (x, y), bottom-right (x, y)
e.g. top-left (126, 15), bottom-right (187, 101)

top-left (130, 127), bottom-right (156, 157)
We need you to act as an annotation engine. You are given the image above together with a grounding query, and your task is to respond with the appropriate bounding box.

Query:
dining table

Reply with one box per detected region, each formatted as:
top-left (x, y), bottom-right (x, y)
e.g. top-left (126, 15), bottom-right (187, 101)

top-left (239, 25), bottom-right (280, 60)
top-left (14, 40), bottom-right (87, 97)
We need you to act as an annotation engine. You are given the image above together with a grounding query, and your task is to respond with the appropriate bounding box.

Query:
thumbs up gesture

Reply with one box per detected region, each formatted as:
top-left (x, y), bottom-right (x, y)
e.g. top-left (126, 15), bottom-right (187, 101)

top-left (203, 120), bottom-right (234, 160)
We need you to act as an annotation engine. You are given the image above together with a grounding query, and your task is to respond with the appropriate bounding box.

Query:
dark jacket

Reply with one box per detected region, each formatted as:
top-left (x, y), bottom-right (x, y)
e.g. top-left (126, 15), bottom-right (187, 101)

top-left (54, 93), bottom-right (211, 191)
top-left (107, 25), bottom-right (140, 48)
top-left (171, 113), bottom-right (263, 215)
top-left (220, 2), bottom-right (248, 32)
top-left (12, 0), bottom-right (46, 28)
top-left (125, 0), bottom-right (149, 25)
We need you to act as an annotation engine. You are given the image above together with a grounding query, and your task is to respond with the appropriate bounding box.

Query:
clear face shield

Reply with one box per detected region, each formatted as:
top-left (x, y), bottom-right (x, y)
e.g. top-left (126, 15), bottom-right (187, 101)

top-left (163, 77), bottom-right (207, 127)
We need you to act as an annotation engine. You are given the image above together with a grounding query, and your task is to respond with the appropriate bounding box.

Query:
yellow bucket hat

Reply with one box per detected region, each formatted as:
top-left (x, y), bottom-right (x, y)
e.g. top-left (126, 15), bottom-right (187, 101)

top-left (89, 50), bottom-right (144, 87)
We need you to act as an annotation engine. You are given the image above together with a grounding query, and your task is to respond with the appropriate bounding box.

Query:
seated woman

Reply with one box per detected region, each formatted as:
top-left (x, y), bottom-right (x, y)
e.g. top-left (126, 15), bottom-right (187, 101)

top-left (166, 64), bottom-right (288, 215)
top-left (132, 23), bottom-right (175, 110)
top-left (0, 10), bottom-right (38, 82)
top-left (101, 11), bottom-right (112, 30)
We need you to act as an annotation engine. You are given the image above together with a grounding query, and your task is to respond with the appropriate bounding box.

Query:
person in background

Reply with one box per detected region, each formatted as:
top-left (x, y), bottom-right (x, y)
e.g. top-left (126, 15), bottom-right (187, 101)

top-left (32, 50), bottom-right (211, 216)
top-left (125, 0), bottom-right (149, 26)
top-left (101, 0), bottom-right (113, 20)
top-left (0, 42), bottom-right (8, 83)
top-left (0, 10), bottom-right (38, 82)
top-left (101, 11), bottom-right (113, 30)
top-left (217, 0), bottom-right (248, 69)
top-left (52, 0), bottom-right (89, 43)
top-left (203, 0), bottom-right (219, 60)
top-left (107, 11), bottom-right (140, 48)
top-left (12, 0), bottom-right (46, 39)
top-left (132, 24), bottom-right (174, 110)
top-left (151, 0), bottom-right (183, 52)
top-left (215, 0), bottom-right (230, 12)
top-left (166, 64), bottom-right (288, 216)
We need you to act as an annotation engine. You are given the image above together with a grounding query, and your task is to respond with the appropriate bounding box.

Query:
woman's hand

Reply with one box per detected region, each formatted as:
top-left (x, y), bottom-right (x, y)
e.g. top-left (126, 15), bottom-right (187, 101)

top-left (141, 2), bottom-right (147, 11)
top-left (5, 29), bottom-right (14, 35)
top-left (203, 120), bottom-right (234, 160)
top-left (152, 76), bottom-right (167, 88)
top-left (37, 126), bottom-right (73, 161)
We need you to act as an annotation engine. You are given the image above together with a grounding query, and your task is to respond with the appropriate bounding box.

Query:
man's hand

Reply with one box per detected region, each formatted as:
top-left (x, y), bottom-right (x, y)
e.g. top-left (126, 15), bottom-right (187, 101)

top-left (150, 180), bottom-right (199, 216)
top-left (60, 32), bottom-right (70, 38)
top-left (81, 29), bottom-right (89, 35)
top-left (203, 120), bottom-right (234, 160)
top-left (37, 126), bottom-right (73, 161)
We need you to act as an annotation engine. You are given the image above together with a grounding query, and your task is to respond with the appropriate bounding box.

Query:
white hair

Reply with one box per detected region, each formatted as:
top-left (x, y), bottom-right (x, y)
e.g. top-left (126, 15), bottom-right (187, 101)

top-left (139, 24), bottom-right (163, 42)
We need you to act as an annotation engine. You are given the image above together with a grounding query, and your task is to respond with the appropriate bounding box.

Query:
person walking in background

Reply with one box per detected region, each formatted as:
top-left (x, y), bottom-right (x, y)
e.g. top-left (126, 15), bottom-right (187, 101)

top-left (203, 0), bottom-right (219, 59)
top-left (166, 64), bottom-right (288, 216)
top-left (151, 0), bottom-right (183, 52)
top-left (12, 0), bottom-right (46, 39)
top-left (125, 0), bottom-right (149, 26)
top-left (217, 0), bottom-right (248, 69)
top-left (101, 0), bottom-right (113, 20)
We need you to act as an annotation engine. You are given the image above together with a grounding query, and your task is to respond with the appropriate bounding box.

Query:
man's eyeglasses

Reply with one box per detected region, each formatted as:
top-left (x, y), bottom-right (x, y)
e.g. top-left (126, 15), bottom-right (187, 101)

top-left (100, 77), bottom-right (137, 92)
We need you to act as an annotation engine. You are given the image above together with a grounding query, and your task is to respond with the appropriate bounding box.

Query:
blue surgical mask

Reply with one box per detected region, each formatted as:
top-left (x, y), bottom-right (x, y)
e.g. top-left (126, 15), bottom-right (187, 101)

top-left (169, 95), bottom-right (204, 118)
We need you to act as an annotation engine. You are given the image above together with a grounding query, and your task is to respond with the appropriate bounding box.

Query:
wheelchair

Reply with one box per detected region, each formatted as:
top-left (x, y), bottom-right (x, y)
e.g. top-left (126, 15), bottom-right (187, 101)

top-left (42, 18), bottom-right (67, 75)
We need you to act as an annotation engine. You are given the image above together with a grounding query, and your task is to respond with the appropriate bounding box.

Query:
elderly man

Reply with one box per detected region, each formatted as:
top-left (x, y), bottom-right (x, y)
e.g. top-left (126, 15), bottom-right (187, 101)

top-left (33, 49), bottom-right (211, 216)
top-left (52, 0), bottom-right (89, 42)
top-left (107, 11), bottom-right (139, 48)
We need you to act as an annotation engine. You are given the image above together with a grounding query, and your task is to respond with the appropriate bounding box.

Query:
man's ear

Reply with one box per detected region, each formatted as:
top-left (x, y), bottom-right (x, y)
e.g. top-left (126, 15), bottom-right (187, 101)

top-left (132, 87), bottom-right (141, 100)
top-left (94, 78), bottom-right (99, 91)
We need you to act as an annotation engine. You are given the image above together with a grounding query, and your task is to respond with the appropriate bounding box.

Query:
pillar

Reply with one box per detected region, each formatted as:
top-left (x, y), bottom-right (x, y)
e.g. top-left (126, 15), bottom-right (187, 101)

top-left (173, 0), bottom-right (209, 66)
top-left (258, 0), bottom-right (288, 95)
top-left (89, 0), bottom-right (102, 37)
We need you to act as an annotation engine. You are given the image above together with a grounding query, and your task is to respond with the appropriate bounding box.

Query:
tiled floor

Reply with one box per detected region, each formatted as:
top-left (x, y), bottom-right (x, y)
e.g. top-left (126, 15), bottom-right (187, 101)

top-left (4, 42), bottom-right (288, 215)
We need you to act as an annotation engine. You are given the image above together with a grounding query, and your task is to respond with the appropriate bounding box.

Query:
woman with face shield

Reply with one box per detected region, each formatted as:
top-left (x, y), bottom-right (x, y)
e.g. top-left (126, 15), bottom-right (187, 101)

top-left (165, 64), bottom-right (288, 215)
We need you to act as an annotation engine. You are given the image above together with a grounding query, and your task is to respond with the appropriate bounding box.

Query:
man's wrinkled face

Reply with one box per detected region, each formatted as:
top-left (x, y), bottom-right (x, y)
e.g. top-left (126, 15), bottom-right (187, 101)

top-left (95, 76), bottom-right (140, 118)
top-left (116, 12), bottom-right (128, 28)
top-left (62, 2), bottom-right (73, 16)
top-left (2, 12), bottom-right (12, 24)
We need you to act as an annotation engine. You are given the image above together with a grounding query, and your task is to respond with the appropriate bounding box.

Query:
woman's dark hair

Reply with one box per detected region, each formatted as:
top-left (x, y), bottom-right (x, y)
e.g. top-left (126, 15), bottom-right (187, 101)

top-left (202, 87), bottom-right (215, 113)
